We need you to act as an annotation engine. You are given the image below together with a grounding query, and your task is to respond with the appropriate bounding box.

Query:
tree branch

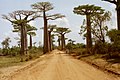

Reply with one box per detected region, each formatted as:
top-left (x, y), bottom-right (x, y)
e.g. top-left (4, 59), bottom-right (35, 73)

top-left (27, 15), bottom-right (41, 22)
top-left (47, 14), bottom-right (65, 20)
top-left (2, 15), bottom-right (13, 23)
top-left (102, 0), bottom-right (117, 5)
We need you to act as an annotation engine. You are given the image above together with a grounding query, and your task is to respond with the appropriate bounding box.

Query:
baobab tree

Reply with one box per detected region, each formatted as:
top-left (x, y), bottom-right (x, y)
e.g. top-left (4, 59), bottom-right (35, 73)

top-left (51, 34), bottom-right (56, 50)
top-left (2, 10), bottom-right (39, 58)
top-left (55, 34), bottom-right (61, 48)
top-left (102, 0), bottom-right (120, 30)
top-left (73, 4), bottom-right (104, 52)
top-left (55, 27), bottom-right (71, 50)
top-left (48, 25), bottom-right (56, 51)
top-left (31, 2), bottom-right (65, 53)
top-left (40, 24), bottom-right (56, 51)
top-left (27, 25), bottom-right (37, 49)
top-left (12, 24), bottom-right (37, 49)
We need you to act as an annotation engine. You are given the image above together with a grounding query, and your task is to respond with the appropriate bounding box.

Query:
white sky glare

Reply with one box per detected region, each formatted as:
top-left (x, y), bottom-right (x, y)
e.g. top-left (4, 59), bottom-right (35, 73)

top-left (0, 0), bottom-right (117, 47)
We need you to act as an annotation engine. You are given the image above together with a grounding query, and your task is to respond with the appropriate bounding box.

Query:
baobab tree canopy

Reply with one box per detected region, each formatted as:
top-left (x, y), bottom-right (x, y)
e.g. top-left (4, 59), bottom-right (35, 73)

top-left (2, 10), bottom-right (39, 23)
top-left (73, 4), bottom-right (104, 15)
top-left (31, 2), bottom-right (53, 12)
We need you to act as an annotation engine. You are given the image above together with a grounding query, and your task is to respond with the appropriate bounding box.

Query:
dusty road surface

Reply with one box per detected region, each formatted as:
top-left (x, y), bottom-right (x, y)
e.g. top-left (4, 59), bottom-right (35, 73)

top-left (1, 50), bottom-right (120, 80)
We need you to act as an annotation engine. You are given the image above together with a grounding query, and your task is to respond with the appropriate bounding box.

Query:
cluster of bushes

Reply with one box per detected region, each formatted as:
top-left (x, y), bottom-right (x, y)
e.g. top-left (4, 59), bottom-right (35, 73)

top-left (93, 29), bottom-right (120, 58)
top-left (0, 46), bottom-right (20, 56)
top-left (22, 47), bottom-right (43, 61)
top-left (66, 43), bottom-right (86, 54)
top-left (0, 46), bottom-right (43, 62)
top-left (66, 29), bottom-right (120, 60)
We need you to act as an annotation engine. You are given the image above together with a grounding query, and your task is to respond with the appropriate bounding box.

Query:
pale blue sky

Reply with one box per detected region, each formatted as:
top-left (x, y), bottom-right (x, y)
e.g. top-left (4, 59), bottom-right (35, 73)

top-left (0, 0), bottom-right (117, 47)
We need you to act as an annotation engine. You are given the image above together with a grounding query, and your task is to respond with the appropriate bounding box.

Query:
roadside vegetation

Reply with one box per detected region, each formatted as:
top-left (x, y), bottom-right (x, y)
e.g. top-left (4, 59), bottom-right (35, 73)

top-left (0, 46), bottom-right (43, 68)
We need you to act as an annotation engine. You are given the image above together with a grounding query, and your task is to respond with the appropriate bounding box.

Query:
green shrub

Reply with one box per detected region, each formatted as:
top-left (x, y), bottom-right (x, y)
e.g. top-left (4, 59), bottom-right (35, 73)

top-left (92, 41), bottom-right (108, 54)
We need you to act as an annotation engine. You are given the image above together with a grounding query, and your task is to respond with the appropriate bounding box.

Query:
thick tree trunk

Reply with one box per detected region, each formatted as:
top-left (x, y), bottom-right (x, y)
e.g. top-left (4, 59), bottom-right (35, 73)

top-left (51, 41), bottom-right (53, 50)
top-left (29, 35), bottom-right (32, 49)
top-left (61, 35), bottom-right (63, 50)
top-left (57, 36), bottom-right (61, 48)
top-left (58, 38), bottom-right (61, 47)
top-left (24, 26), bottom-right (27, 54)
top-left (116, 0), bottom-right (120, 30)
top-left (48, 31), bottom-right (52, 51)
top-left (63, 34), bottom-right (65, 50)
top-left (20, 26), bottom-right (25, 55)
top-left (86, 15), bottom-right (92, 52)
top-left (43, 11), bottom-right (49, 54)
top-left (61, 34), bottom-right (65, 50)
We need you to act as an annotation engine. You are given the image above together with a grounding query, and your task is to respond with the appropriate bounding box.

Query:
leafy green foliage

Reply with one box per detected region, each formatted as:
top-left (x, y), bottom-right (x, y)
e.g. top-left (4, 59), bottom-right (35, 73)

top-left (107, 29), bottom-right (120, 52)
top-left (107, 29), bottom-right (120, 43)
top-left (92, 41), bottom-right (109, 54)
top-left (1, 37), bottom-right (11, 55)
top-left (91, 11), bottom-right (111, 43)
top-left (55, 27), bottom-right (71, 35)
top-left (73, 4), bottom-right (104, 15)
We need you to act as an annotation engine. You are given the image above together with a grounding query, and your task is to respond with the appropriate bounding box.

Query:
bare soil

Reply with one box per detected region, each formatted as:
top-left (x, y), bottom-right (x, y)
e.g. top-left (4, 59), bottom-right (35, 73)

top-left (0, 50), bottom-right (120, 80)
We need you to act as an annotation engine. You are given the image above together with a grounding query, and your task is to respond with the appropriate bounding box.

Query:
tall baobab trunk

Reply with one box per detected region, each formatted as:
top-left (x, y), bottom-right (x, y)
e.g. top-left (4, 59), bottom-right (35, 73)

top-left (63, 34), bottom-right (66, 50)
top-left (20, 25), bottom-right (25, 56)
top-left (61, 34), bottom-right (65, 50)
top-left (48, 31), bottom-right (52, 51)
top-left (43, 11), bottom-right (49, 54)
top-left (52, 40), bottom-right (54, 50)
top-left (58, 38), bottom-right (61, 47)
top-left (29, 35), bottom-right (32, 49)
top-left (117, 6), bottom-right (120, 30)
top-left (24, 26), bottom-right (27, 54)
top-left (86, 15), bottom-right (92, 52)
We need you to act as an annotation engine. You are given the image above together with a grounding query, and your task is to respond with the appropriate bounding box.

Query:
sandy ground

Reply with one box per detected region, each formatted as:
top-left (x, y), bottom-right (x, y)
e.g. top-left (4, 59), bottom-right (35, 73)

top-left (1, 50), bottom-right (120, 80)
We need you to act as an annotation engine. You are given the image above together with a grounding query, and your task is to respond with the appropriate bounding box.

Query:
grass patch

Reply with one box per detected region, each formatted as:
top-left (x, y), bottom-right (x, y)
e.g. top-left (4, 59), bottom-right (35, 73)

top-left (0, 56), bottom-right (23, 68)
top-left (0, 51), bottom-right (43, 68)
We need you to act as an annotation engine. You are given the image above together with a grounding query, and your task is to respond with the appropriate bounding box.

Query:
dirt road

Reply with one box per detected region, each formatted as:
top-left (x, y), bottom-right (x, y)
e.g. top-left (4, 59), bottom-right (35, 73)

top-left (3, 50), bottom-right (120, 80)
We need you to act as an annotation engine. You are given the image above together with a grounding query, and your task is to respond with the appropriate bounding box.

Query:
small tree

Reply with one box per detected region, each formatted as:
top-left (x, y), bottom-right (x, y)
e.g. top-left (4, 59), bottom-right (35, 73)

top-left (1, 37), bottom-right (11, 49)
top-left (91, 11), bottom-right (111, 43)
top-left (1, 37), bottom-right (11, 55)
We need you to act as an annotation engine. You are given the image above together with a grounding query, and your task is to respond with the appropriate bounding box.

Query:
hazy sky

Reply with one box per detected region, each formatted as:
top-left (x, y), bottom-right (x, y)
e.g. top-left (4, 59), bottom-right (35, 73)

top-left (0, 0), bottom-right (117, 47)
